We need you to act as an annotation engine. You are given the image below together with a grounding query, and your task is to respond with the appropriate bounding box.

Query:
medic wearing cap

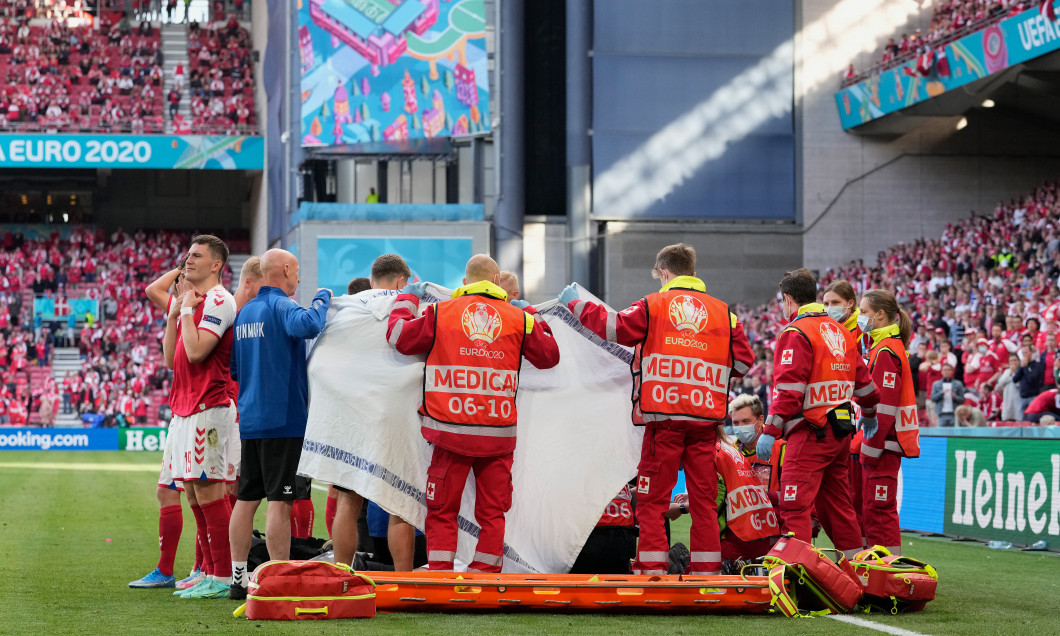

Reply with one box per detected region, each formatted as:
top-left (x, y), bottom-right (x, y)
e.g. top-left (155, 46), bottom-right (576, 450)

top-left (386, 254), bottom-right (559, 573)
top-left (758, 268), bottom-right (879, 559)
top-left (560, 243), bottom-right (754, 576)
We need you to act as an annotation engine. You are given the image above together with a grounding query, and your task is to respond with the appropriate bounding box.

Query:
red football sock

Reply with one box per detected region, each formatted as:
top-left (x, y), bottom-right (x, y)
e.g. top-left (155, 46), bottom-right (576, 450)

top-left (227, 493), bottom-right (238, 510)
top-left (190, 503), bottom-right (214, 576)
top-left (325, 495), bottom-right (336, 539)
top-left (291, 499), bottom-right (315, 539)
top-left (193, 532), bottom-right (204, 572)
top-left (156, 505), bottom-right (182, 577)
top-left (201, 497), bottom-right (233, 578)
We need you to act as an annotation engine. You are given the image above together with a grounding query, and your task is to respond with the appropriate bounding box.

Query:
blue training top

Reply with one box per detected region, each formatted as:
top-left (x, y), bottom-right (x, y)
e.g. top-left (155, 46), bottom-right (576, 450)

top-left (230, 286), bottom-right (331, 439)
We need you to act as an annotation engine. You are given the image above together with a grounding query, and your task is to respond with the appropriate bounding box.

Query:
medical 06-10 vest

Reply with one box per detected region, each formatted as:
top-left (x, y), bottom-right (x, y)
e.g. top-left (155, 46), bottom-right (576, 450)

top-left (717, 441), bottom-right (780, 542)
top-left (868, 337), bottom-right (921, 458)
top-left (785, 314), bottom-right (859, 428)
top-left (635, 290), bottom-right (734, 423)
top-left (422, 295), bottom-right (528, 429)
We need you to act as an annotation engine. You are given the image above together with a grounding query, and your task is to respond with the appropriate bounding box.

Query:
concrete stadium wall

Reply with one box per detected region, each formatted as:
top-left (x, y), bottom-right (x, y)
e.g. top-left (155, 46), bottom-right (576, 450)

top-left (602, 223), bottom-right (803, 309)
top-left (799, 0), bottom-right (1060, 273)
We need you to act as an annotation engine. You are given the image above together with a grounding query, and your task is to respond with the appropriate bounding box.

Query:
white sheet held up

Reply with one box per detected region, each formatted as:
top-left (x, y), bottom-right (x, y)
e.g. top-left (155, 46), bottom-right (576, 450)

top-left (297, 284), bottom-right (643, 573)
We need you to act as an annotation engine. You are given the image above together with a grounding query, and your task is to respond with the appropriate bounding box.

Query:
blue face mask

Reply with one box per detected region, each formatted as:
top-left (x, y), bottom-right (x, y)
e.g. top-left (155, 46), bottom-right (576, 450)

top-left (978, 346), bottom-right (987, 354)
top-left (826, 306), bottom-right (848, 322)
top-left (857, 313), bottom-right (873, 333)
top-left (733, 425), bottom-right (758, 446)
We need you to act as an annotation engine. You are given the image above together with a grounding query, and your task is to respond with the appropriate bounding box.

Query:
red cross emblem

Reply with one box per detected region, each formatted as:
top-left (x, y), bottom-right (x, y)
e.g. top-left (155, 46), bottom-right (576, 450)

top-left (426, 481), bottom-right (436, 501)
top-left (883, 372), bottom-right (896, 389)
top-left (637, 475), bottom-right (651, 494)
top-left (875, 485), bottom-right (888, 501)
top-left (784, 485), bottom-right (797, 501)
top-left (781, 349), bottom-right (793, 365)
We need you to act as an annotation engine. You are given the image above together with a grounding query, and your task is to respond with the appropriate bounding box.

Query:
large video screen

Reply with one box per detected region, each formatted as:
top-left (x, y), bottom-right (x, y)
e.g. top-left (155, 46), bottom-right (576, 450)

top-left (297, 0), bottom-right (491, 147)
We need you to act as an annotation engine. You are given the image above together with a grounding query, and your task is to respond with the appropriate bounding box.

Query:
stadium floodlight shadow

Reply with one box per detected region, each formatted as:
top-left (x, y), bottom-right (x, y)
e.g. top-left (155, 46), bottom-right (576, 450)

top-left (593, 0), bottom-right (932, 220)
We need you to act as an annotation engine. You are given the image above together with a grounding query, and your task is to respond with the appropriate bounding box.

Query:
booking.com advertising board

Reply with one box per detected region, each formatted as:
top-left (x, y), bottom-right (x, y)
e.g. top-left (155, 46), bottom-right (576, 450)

top-left (0, 134), bottom-right (264, 170)
top-left (316, 236), bottom-right (473, 293)
top-left (836, 0), bottom-right (1060, 129)
top-left (0, 428), bottom-right (118, 451)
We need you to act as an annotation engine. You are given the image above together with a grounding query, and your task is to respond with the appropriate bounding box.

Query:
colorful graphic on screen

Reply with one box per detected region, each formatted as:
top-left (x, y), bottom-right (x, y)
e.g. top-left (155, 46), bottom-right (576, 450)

top-left (316, 236), bottom-right (473, 292)
top-left (297, 0), bottom-right (490, 147)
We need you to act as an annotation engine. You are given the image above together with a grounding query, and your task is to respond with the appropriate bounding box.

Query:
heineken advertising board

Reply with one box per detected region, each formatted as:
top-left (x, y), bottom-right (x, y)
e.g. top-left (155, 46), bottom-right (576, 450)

top-left (119, 427), bottom-right (168, 452)
top-left (900, 435), bottom-right (1060, 546)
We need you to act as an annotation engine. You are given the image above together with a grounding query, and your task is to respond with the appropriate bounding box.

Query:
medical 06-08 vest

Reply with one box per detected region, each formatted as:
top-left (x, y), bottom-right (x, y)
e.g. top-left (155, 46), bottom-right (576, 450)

top-left (868, 337), bottom-right (921, 458)
top-left (717, 441), bottom-right (780, 542)
top-left (786, 314), bottom-right (859, 428)
top-left (635, 290), bottom-right (734, 422)
top-left (422, 295), bottom-right (528, 429)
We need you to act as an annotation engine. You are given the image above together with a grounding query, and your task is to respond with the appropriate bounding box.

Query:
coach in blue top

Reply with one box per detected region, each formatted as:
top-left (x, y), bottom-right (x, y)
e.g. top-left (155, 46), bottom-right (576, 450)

top-left (227, 248), bottom-right (331, 599)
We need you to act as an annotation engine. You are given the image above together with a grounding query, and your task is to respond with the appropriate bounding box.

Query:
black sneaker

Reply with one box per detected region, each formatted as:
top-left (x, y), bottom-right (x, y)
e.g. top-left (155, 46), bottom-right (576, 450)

top-left (667, 542), bottom-right (691, 575)
top-left (721, 557), bottom-right (747, 576)
top-left (228, 583), bottom-right (247, 600)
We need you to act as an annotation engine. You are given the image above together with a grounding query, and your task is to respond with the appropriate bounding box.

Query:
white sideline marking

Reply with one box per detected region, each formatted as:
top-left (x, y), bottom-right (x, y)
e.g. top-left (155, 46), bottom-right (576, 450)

top-left (0, 461), bottom-right (157, 472)
top-left (829, 614), bottom-right (931, 636)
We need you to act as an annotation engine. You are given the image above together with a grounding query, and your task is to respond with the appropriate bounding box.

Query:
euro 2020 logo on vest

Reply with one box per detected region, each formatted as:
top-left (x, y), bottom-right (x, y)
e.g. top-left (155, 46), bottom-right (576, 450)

top-left (462, 302), bottom-right (502, 347)
top-left (667, 295), bottom-right (708, 334)
top-left (820, 322), bottom-right (847, 361)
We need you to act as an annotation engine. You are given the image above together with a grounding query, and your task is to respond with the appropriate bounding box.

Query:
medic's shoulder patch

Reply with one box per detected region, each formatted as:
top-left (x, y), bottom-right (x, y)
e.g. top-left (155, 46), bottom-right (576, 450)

top-left (780, 349), bottom-right (793, 365)
top-left (882, 371), bottom-right (896, 389)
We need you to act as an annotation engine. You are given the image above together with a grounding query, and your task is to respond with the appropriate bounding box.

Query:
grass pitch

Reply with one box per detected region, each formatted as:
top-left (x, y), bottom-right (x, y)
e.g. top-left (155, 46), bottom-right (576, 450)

top-left (0, 451), bottom-right (1057, 635)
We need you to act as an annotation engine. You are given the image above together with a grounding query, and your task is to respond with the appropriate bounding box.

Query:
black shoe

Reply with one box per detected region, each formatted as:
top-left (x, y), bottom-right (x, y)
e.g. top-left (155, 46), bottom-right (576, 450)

top-left (228, 583), bottom-right (247, 600)
top-left (667, 542), bottom-right (691, 575)
top-left (721, 557), bottom-right (747, 576)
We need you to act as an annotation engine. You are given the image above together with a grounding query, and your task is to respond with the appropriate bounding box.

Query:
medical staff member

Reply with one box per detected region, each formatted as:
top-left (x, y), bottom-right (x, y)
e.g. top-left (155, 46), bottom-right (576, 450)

top-left (728, 394), bottom-right (785, 501)
top-left (561, 243), bottom-right (754, 576)
top-left (822, 278), bottom-right (869, 541)
top-left (228, 249), bottom-right (331, 599)
top-left (759, 268), bottom-right (880, 558)
top-left (857, 289), bottom-right (920, 555)
top-left (387, 254), bottom-right (560, 572)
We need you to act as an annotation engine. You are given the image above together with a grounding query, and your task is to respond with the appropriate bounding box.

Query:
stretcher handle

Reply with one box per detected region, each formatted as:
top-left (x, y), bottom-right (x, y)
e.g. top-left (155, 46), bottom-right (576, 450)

top-left (295, 607), bottom-right (329, 616)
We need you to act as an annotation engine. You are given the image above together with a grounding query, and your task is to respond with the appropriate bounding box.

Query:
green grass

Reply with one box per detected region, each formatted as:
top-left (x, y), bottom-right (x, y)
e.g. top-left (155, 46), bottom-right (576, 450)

top-left (0, 451), bottom-right (1056, 635)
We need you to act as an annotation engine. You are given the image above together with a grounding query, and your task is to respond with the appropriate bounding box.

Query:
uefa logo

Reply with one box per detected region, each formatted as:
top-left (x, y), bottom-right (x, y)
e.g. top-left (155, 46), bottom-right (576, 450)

top-left (820, 322), bottom-right (847, 361)
top-left (462, 302), bottom-right (503, 346)
top-left (667, 295), bottom-right (708, 333)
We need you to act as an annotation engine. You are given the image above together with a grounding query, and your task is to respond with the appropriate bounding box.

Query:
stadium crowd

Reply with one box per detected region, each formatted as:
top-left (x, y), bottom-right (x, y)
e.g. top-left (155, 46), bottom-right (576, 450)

top-left (733, 179), bottom-right (1060, 426)
top-left (0, 227), bottom-right (240, 428)
top-left (0, 11), bottom-right (166, 133)
top-left (843, 0), bottom-right (1039, 86)
top-left (180, 14), bottom-right (256, 135)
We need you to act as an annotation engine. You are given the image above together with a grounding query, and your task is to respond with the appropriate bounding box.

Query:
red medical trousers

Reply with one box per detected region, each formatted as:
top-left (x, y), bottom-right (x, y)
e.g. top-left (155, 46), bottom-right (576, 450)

top-left (424, 445), bottom-right (514, 573)
top-left (778, 425), bottom-right (862, 552)
top-left (633, 421), bottom-right (721, 575)
top-left (861, 452), bottom-right (902, 550)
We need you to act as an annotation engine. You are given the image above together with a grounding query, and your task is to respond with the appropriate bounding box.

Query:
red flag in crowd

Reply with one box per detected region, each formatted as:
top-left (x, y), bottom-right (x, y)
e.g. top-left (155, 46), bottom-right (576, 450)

top-left (936, 47), bottom-right (950, 78)
top-left (1042, 1), bottom-right (1056, 22)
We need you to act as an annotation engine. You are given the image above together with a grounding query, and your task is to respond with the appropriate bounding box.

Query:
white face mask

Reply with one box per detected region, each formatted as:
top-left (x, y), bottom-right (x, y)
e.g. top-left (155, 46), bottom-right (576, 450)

top-left (733, 425), bottom-right (758, 446)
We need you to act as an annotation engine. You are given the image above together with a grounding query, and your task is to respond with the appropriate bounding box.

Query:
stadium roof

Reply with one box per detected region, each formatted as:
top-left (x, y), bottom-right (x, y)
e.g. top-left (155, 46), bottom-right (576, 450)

top-left (322, 0), bottom-right (379, 40)
top-left (382, 1), bottom-right (425, 36)
top-left (307, 137), bottom-right (454, 160)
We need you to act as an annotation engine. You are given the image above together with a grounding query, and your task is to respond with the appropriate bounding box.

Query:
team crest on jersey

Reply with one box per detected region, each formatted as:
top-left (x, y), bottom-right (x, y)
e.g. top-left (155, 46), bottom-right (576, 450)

top-left (883, 372), bottom-right (896, 389)
top-left (780, 349), bottom-right (793, 365)
top-left (461, 302), bottom-right (503, 346)
top-left (820, 322), bottom-right (847, 361)
top-left (667, 295), bottom-right (708, 333)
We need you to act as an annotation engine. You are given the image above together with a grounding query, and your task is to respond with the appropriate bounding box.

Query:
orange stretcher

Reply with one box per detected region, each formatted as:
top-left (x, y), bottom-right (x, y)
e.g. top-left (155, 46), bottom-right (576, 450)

top-left (369, 572), bottom-right (774, 613)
